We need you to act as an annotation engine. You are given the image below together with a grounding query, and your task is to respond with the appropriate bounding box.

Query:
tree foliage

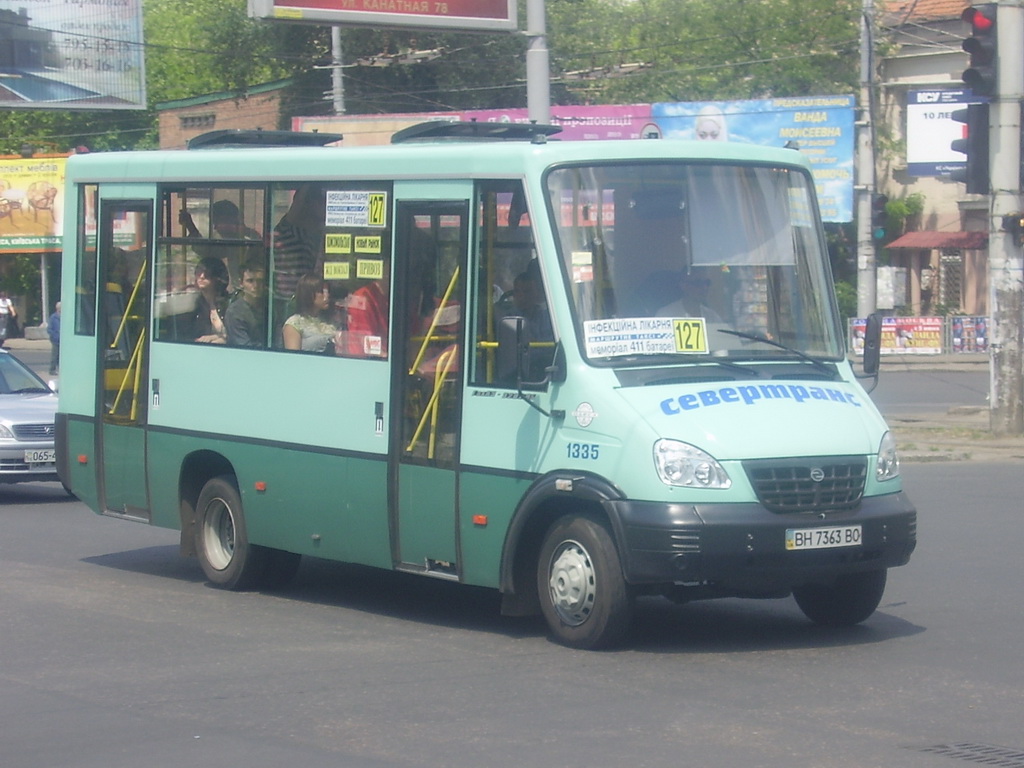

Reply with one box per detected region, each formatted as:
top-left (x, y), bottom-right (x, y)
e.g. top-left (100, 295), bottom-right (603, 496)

top-left (0, 0), bottom-right (862, 152)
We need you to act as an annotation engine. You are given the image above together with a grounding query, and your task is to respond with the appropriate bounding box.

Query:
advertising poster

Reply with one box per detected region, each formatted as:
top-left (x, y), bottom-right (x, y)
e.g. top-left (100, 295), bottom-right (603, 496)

top-left (652, 96), bottom-right (855, 222)
top-left (850, 316), bottom-right (944, 355)
top-left (0, 0), bottom-right (146, 109)
top-left (0, 156), bottom-right (65, 253)
top-left (906, 89), bottom-right (983, 177)
top-left (951, 316), bottom-right (988, 353)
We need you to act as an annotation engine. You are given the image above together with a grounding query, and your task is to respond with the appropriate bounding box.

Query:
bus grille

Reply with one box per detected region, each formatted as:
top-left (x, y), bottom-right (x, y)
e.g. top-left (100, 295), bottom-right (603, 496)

top-left (743, 457), bottom-right (867, 514)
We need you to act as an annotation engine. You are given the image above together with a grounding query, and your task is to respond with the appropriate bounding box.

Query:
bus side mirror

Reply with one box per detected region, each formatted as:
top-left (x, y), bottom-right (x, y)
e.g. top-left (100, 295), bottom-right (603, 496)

top-left (862, 313), bottom-right (881, 376)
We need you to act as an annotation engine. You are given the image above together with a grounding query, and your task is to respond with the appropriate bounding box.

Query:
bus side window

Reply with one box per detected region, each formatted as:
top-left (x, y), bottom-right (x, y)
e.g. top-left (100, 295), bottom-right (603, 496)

top-left (472, 181), bottom-right (552, 387)
top-left (157, 186), bottom-right (266, 346)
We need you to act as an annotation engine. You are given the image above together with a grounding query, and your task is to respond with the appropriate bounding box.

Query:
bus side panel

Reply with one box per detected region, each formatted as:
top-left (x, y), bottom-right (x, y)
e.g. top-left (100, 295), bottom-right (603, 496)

top-left (64, 417), bottom-right (100, 511)
top-left (146, 346), bottom-right (390, 457)
top-left (457, 469), bottom-right (535, 589)
top-left (146, 431), bottom-right (393, 569)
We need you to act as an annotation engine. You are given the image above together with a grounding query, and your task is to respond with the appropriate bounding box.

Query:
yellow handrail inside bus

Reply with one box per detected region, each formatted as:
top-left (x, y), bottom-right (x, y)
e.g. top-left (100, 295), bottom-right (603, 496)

top-left (109, 328), bottom-right (146, 421)
top-left (405, 344), bottom-right (457, 458)
top-left (408, 266), bottom-right (460, 376)
top-left (110, 261), bottom-right (147, 350)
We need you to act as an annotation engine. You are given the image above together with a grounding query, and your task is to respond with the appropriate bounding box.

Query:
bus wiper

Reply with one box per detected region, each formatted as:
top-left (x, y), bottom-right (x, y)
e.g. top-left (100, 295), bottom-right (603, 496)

top-left (716, 329), bottom-right (837, 378)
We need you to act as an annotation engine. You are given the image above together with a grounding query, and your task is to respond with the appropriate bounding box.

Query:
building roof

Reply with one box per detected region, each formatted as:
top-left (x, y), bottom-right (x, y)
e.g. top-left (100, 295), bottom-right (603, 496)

top-left (154, 79), bottom-right (292, 112)
top-left (887, 230), bottom-right (988, 249)
top-left (884, 0), bottom-right (968, 22)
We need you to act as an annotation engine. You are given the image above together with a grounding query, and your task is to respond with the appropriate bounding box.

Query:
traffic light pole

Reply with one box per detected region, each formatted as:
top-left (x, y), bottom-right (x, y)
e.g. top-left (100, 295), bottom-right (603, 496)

top-left (855, 0), bottom-right (877, 318)
top-left (988, 0), bottom-right (1024, 435)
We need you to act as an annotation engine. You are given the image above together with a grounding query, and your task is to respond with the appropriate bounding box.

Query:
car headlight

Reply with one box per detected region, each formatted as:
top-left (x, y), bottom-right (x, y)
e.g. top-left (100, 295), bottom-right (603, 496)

top-left (654, 439), bottom-right (731, 489)
top-left (876, 430), bottom-right (900, 481)
top-left (0, 424), bottom-right (14, 439)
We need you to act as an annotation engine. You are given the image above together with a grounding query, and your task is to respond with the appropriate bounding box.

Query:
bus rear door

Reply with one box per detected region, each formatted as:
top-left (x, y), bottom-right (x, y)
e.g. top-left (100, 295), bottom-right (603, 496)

top-left (95, 197), bottom-right (152, 520)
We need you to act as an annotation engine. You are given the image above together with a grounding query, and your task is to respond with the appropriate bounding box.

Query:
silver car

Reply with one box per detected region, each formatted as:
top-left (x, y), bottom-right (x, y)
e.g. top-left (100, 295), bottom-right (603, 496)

top-left (0, 350), bottom-right (58, 483)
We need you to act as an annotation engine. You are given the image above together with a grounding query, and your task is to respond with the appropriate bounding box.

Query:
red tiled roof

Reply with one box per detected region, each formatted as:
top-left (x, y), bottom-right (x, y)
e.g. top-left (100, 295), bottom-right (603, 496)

top-left (885, 0), bottom-right (968, 21)
top-left (886, 230), bottom-right (988, 249)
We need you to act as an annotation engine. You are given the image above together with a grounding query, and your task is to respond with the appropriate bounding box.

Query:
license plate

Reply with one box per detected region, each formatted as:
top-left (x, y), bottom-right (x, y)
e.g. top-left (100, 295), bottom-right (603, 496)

top-left (24, 449), bottom-right (56, 465)
top-left (786, 524), bottom-right (862, 551)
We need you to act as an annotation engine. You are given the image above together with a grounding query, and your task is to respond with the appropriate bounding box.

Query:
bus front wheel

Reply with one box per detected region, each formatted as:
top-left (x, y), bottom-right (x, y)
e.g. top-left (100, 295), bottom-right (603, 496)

top-left (195, 475), bottom-right (267, 590)
top-left (792, 569), bottom-right (887, 627)
top-left (537, 514), bottom-right (632, 649)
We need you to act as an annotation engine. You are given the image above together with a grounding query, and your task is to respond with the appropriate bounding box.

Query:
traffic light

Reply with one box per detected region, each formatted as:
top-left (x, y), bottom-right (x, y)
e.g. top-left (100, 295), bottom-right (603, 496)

top-left (950, 103), bottom-right (990, 194)
top-left (1001, 213), bottom-right (1024, 246)
top-left (961, 5), bottom-right (997, 96)
top-left (871, 194), bottom-right (888, 241)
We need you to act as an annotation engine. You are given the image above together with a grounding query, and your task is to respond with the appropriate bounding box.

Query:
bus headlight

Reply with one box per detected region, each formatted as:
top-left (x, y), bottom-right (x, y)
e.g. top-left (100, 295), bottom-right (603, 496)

top-left (654, 439), bottom-right (731, 489)
top-left (876, 431), bottom-right (900, 481)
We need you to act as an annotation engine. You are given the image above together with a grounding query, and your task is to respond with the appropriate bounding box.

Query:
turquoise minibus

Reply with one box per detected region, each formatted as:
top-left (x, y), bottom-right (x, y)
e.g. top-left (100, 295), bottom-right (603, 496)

top-left (56, 122), bottom-right (915, 649)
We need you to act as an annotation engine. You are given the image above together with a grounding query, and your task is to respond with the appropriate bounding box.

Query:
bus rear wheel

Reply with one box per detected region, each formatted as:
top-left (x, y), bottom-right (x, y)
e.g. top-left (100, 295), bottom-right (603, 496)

top-left (792, 569), bottom-right (887, 627)
top-left (537, 514), bottom-right (632, 649)
top-left (195, 475), bottom-right (267, 590)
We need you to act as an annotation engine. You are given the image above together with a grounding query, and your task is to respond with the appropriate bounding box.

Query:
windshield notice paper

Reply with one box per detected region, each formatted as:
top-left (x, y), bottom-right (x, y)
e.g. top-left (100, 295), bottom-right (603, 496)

top-left (584, 317), bottom-right (707, 357)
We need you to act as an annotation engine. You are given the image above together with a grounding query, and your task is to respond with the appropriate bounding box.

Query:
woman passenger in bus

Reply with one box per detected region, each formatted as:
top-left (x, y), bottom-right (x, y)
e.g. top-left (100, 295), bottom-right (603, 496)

top-left (190, 257), bottom-right (229, 344)
top-left (282, 273), bottom-right (337, 353)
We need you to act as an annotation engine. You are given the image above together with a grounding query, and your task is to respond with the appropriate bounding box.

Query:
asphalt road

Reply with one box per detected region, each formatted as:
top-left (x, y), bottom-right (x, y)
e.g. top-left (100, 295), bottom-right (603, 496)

top-left (2, 460), bottom-right (1023, 768)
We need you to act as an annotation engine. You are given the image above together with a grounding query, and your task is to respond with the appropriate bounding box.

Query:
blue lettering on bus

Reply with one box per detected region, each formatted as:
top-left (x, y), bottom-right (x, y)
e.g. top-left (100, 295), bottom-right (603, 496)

top-left (659, 384), bottom-right (862, 415)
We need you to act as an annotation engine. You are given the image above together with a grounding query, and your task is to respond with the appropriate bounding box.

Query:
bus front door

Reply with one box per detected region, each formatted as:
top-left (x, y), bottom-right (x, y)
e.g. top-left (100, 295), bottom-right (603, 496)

top-left (95, 200), bottom-right (152, 520)
top-left (392, 200), bottom-right (468, 577)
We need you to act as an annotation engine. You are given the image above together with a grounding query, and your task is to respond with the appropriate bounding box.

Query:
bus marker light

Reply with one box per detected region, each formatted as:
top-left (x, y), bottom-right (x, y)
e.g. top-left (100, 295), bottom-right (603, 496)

top-left (472, 514), bottom-right (488, 526)
top-left (255, 481), bottom-right (267, 492)
top-left (78, 454), bottom-right (88, 464)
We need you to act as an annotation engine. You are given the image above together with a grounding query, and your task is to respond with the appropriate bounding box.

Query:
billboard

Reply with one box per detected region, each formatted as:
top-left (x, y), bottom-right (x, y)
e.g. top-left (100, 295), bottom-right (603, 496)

top-left (248, 0), bottom-right (517, 31)
top-left (652, 96), bottom-right (855, 223)
top-left (295, 95), bottom-right (856, 222)
top-left (0, 0), bottom-right (146, 110)
top-left (906, 89), bottom-right (983, 177)
top-left (0, 156), bottom-right (65, 253)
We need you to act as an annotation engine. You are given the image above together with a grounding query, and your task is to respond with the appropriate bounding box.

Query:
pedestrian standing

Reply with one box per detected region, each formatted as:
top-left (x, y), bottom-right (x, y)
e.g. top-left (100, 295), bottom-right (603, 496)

top-left (47, 302), bottom-right (61, 375)
top-left (0, 290), bottom-right (16, 348)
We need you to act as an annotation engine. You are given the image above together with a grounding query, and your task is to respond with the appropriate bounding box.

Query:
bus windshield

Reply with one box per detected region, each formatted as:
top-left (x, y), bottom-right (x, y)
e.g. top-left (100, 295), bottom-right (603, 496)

top-left (546, 162), bottom-right (844, 366)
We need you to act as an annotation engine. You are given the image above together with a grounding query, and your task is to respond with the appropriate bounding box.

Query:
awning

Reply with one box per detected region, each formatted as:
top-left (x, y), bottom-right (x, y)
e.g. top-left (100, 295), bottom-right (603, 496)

top-left (886, 230), bottom-right (988, 249)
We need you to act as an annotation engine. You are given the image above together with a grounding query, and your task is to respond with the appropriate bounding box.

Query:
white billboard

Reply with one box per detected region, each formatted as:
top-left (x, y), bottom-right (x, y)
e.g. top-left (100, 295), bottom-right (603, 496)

top-left (0, 0), bottom-right (146, 110)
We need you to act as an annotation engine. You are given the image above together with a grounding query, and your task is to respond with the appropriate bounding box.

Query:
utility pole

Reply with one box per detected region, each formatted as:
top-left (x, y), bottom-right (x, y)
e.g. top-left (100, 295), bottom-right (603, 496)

top-left (331, 26), bottom-right (345, 115)
top-left (525, 0), bottom-right (550, 124)
top-left (855, 0), bottom-right (878, 318)
top-left (987, 0), bottom-right (1023, 434)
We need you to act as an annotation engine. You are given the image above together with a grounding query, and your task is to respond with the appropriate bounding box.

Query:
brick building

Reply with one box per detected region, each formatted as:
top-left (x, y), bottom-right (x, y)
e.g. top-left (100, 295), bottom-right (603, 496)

top-left (154, 79), bottom-right (292, 150)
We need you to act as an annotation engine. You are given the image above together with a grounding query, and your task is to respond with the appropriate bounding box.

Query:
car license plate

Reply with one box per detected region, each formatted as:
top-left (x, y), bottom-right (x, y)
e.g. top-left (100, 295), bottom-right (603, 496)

top-left (24, 449), bottom-right (56, 465)
top-left (786, 524), bottom-right (862, 550)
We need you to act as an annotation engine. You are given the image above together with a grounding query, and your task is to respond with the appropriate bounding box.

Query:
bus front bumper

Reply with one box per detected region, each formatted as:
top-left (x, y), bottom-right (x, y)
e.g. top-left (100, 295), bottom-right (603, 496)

top-left (605, 491), bottom-right (916, 593)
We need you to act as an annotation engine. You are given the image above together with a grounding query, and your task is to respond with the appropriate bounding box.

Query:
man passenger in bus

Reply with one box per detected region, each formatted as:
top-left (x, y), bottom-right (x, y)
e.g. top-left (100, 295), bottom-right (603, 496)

top-left (656, 271), bottom-right (724, 323)
top-left (283, 273), bottom-right (337, 353)
top-left (497, 261), bottom-right (553, 381)
top-left (179, 199), bottom-right (262, 290)
top-left (225, 258), bottom-right (268, 348)
top-left (272, 184), bottom-right (326, 315)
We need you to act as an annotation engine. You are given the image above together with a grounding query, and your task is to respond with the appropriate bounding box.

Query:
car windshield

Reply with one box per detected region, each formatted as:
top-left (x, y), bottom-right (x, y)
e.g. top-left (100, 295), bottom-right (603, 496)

top-left (0, 354), bottom-right (49, 394)
top-left (545, 161), bottom-right (844, 367)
